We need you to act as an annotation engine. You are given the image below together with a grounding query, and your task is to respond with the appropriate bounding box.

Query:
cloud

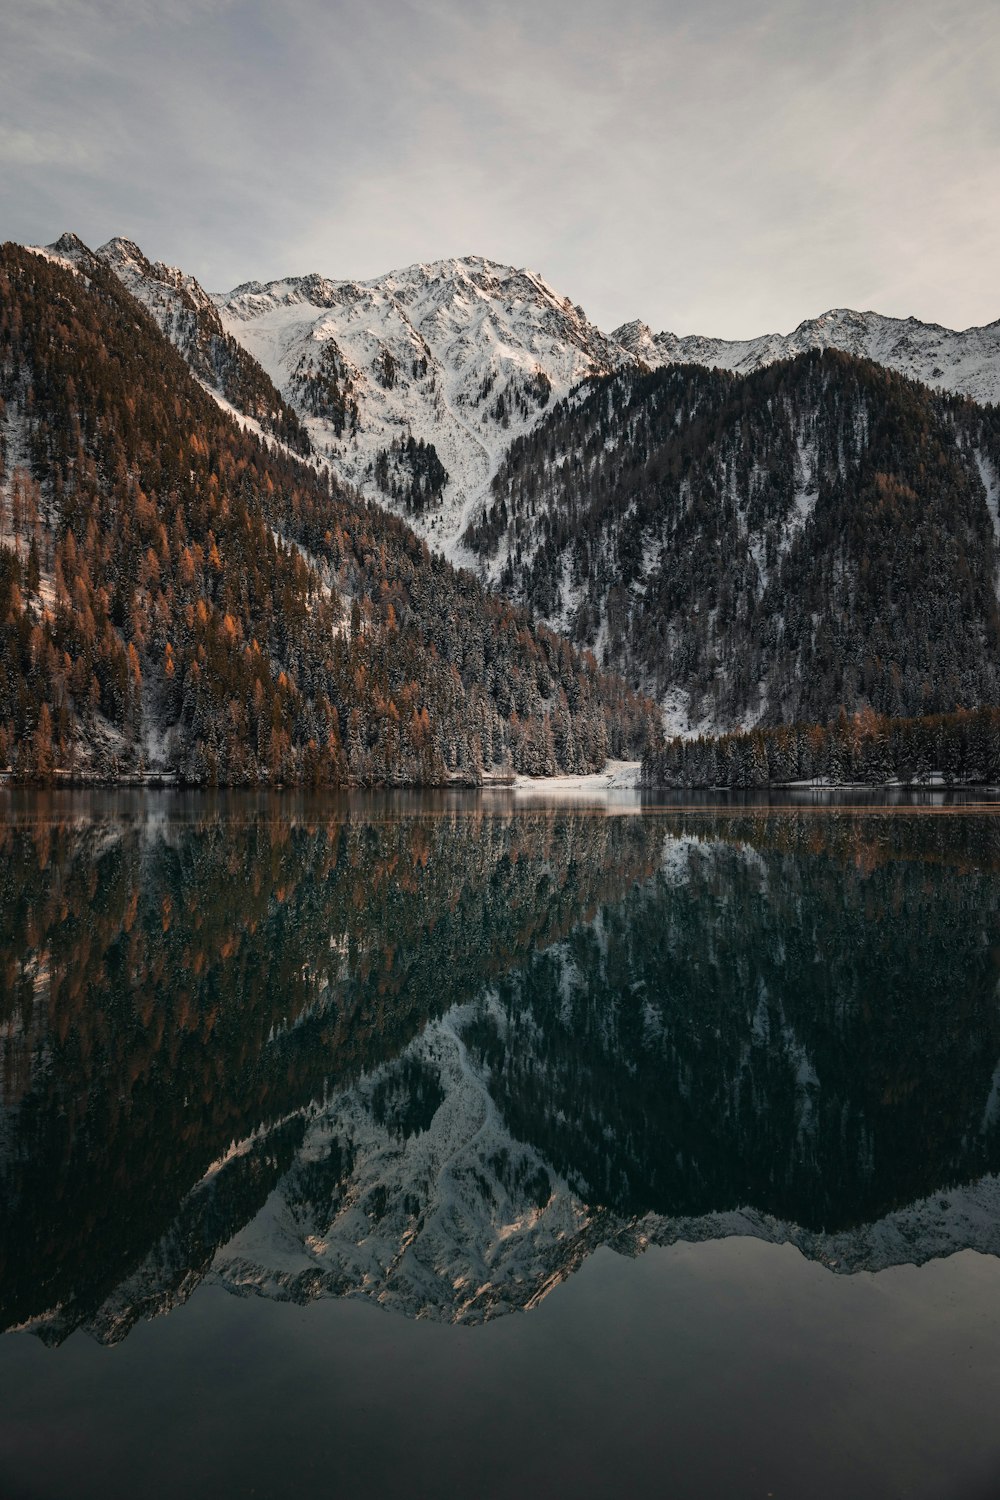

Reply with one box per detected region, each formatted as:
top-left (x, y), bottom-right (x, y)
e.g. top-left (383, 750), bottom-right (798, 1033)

top-left (0, 127), bottom-right (98, 170)
top-left (1, 0), bottom-right (998, 335)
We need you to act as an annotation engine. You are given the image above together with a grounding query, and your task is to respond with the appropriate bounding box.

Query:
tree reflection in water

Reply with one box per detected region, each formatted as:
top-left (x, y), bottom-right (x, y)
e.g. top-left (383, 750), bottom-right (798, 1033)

top-left (2, 793), bottom-right (999, 1342)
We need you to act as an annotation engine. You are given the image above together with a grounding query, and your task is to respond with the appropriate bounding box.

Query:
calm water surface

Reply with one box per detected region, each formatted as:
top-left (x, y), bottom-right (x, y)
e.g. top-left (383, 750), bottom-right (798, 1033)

top-left (2, 790), bottom-right (1000, 1499)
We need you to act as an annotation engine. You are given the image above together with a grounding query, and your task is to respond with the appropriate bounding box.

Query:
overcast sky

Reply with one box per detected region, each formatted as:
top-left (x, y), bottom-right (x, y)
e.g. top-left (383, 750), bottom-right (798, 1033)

top-left (2, 0), bottom-right (998, 337)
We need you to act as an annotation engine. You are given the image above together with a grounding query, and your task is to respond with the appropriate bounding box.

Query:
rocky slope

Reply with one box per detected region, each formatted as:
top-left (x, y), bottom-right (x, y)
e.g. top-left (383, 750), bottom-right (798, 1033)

top-left (44, 233), bottom-right (311, 454)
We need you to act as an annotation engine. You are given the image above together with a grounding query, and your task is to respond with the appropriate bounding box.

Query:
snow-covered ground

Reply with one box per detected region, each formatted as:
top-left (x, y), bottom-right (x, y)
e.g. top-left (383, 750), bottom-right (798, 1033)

top-left (505, 760), bottom-right (642, 798)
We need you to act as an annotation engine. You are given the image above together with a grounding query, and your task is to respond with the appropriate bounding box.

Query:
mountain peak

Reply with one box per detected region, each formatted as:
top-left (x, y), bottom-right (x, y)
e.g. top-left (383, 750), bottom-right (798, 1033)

top-left (48, 231), bottom-right (90, 255)
top-left (37, 231), bottom-right (101, 272)
top-left (95, 235), bottom-right (219, 319)
top-left (612, 319), bottom-right (656, 358)
top-left (210, 251), bottom-right (632, 551)
top-left (98, 236), bottom-right (153, 273)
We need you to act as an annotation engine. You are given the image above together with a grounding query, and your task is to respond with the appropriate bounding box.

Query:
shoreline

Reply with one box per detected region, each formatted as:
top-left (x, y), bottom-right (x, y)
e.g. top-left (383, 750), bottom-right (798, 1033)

top-left (2, 764), bottom-right (999, 797)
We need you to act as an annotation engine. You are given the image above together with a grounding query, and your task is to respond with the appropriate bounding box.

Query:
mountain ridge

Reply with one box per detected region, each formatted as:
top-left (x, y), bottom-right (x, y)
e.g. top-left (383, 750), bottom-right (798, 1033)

top-left (474, 353), bottom-right (1000, 731)
top-left (20, 231), bottom-right (1000, 737)
top-left (42, 231), bottom-right (1000, 560)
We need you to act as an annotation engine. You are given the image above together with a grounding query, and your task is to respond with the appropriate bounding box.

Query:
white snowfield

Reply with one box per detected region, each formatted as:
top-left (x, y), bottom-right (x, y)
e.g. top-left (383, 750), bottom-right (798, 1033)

top-left (211, 254), bottom-right (625, 557)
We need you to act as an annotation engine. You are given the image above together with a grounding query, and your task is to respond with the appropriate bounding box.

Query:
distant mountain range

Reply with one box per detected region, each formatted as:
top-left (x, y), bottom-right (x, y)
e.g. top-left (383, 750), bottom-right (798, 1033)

top-left (613, 305), bottom-right (1000, 408)
top-left (76, 235), bottom-right (627, 546)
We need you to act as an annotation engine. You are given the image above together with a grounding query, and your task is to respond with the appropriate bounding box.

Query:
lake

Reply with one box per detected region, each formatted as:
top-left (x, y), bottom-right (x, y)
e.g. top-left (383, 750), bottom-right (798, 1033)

top-left (2, 789), bottom-right (1000, 1499)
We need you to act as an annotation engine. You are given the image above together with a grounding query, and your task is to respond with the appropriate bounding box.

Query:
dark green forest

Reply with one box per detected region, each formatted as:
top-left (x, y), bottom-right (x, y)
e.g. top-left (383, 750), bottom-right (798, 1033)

top-left (474, 353), bottom-right (1000, 727)
top-left (372, 434), bottom-right (448, 514)
top-left (643, 704), bottom-right (1000, 787)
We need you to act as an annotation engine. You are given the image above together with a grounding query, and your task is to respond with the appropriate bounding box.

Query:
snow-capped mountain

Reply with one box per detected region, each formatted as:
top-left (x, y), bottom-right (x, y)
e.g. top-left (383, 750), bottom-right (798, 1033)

top-left (49, 233), bottom-right (629, 551)
top-left (213, 255), bottom-right (626, 546)
top-left (614, 306), bottom-right (1000, 408)
top-left (27, 231), bottom-right (1000, 737)
top-left (43, 232), bottom-right (1000, 564)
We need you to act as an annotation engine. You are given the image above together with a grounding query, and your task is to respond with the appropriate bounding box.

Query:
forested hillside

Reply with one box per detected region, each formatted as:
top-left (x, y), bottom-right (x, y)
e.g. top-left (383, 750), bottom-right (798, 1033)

top-left (473, 353), bottom-right (1000, 730)
top-left (0, 245), bottom-right (659, 783)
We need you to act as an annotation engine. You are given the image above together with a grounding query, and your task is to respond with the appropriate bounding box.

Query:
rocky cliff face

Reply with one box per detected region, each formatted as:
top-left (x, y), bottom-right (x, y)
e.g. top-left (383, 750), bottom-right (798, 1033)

top-left (213, 254), bottom-right (628, 548)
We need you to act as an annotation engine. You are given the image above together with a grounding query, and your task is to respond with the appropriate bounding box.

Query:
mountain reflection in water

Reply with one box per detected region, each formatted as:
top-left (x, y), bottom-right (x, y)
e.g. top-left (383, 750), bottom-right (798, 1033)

top-left (2, 792), bottom-right (1000, 1345)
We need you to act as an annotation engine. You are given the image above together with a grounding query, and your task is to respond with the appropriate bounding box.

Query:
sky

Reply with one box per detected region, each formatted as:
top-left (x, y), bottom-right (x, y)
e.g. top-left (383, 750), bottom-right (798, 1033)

top-left (2, 0), bottom-right (998, 338)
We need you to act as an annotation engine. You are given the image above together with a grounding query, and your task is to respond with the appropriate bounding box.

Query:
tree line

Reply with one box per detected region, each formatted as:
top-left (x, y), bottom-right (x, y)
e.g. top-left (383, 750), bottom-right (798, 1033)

top-left (642, 705), bottom-right (1000, 787)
